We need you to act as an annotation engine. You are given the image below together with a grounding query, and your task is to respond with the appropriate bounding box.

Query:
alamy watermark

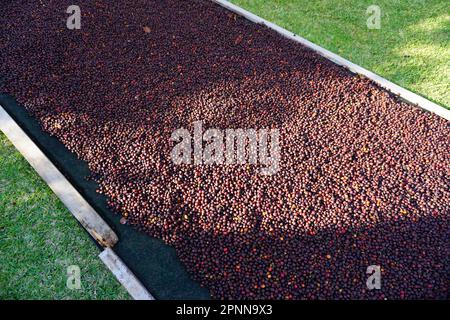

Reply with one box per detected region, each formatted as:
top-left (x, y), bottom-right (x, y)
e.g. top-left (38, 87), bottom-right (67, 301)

top-left (170, 121), bottom-right (281, 175)
top-left (66, 265), bottom-right (81, 290)
top-left (366, 265), bottom-right (381, 290)
top-left (366, 5), bottom-right (381, 29)
top-left (66, 5), bottom-right (81, 30)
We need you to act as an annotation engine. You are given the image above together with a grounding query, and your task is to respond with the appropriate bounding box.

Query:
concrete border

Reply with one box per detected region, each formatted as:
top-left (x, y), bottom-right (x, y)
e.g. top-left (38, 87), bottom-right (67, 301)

top-left (99, 248), bottom-right (155, 300)
top-left (1, 105), bottom-right (155, 300)
top-left (0, 105), bottom-right (118, 247)
top-left (212, 0), bottom-right (450, 121)
top-left (2, 2), bottom-right (447, 300)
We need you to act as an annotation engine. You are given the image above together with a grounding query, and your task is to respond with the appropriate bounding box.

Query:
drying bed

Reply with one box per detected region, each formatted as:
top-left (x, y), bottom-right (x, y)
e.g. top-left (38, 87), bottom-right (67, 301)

top-left (1, 0), bottom-right (448, 299)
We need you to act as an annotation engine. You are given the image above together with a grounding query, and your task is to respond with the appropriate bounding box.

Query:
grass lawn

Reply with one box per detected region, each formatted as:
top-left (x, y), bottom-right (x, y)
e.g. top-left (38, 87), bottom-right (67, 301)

top-left (0, 1), bottom-right (448, 300)
top-left (231, 0), bottom-right (450, 108)
top-left (0, 133), bottom-right (129, 299)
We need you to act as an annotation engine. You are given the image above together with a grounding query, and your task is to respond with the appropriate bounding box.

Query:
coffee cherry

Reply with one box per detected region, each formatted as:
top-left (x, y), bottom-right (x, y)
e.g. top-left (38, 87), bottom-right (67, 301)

top-left (0, 0), bottom-right (447, 300)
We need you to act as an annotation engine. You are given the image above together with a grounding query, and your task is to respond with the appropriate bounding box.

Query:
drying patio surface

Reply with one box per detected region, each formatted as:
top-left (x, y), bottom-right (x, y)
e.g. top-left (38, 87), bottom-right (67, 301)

top-left (0, 0), bottom-right (448, 299)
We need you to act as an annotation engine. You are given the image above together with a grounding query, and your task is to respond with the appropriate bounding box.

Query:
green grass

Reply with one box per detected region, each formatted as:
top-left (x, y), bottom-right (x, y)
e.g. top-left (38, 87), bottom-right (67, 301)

top-left (231, 0), bottom-right (450, 107)
top-left (1, 1), bottom-right (448, 300)
top-left (0, 133), bottom-right (129, 300)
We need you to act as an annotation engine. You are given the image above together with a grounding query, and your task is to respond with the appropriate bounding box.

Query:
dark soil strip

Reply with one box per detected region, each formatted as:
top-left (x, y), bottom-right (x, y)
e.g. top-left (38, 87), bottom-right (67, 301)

top-left (1, 0), bottom-right (448, 299)
top-left (0, 93), bottom-right (210, 300)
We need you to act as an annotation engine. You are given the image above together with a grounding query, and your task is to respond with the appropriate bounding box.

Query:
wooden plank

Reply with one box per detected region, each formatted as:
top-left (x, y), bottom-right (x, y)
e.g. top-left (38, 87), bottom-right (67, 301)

top-left (0, 106), bottom-right (154, 298)
top-left (212, 0), bottom-right (450, 121)
top-left (0, 105), bottom-right (118, 247)
top-left (99, 248), bottom-right (155, 300)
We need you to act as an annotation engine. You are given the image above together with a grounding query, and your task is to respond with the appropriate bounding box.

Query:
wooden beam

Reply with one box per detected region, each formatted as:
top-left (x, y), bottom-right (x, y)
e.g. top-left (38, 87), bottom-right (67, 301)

top-left (212, 0), bottom-right (450, 121)
top-left (99, 248), bottom-right (155, 300)
top-left (0, 105), bottom-right (118, 247)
